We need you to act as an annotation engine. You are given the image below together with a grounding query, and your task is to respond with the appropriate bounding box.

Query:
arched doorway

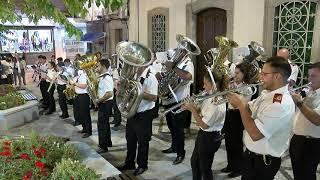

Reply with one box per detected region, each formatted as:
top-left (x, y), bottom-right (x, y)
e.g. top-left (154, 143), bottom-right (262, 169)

top-left (195, 8), bottom-right (227, 93)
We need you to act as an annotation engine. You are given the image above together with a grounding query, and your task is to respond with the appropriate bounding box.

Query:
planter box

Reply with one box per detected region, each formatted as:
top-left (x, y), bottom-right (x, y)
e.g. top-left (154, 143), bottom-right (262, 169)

top-left (68, 141), bottom-right (121, 179)
top-left (0, 100), bottom-right (39, 130)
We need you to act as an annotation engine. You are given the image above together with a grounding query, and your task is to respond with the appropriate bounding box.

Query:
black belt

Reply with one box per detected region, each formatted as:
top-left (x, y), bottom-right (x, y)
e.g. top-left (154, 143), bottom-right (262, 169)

top-left (227, 108), bottom-right (239, 112)
top-left (245, 149), bottom-right (276, 159)
top-left (295, 134), bottom-right (320, 140)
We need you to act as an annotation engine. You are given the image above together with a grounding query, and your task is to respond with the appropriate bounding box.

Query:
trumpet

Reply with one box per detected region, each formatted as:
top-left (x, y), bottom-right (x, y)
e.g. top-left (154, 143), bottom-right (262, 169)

top-left (160, 82), bottom-right (262, 117)
top-left (290, 82), bottom-right (312, 93)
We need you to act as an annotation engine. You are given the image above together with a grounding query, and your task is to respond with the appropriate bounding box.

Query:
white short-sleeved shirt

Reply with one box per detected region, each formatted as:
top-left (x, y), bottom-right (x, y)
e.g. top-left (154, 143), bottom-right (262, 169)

top-left (288, 60), bottom-right (299, 83)
top-left (293, 87), bottom-right (320, 138)
top-left (200, 97), bottom-right (226, 132)
top-left (46, 69), bottom-right (57, 83)
top-left (74, 70), bottom-right (88, 94)
top-left (244, 85), bottom-right (295, 157)
top-left (137, 67), bottom-right (158, 113)
top-left (40, 63), bottom-right (48, 79)
top-left (162, 57), bottom-right (194, 105)
top-left (98, 73), bottom-right (114, 101)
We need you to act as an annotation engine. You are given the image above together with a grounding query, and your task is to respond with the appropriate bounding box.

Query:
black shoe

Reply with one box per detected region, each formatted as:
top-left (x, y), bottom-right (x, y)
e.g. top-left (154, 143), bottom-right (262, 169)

top-left (82, 133), bottom-right (91, 138)
top-left (73, 122), bottom-right (81, 126)
top-left (173, 155), bottom-right (185, 165)
top-left (77, 130), bottom-right (85, 133)
top-left (97, 148), bottom-right (108, 154)
top-left (228, 171), bottom-right (241, 178)
top-left (221, 167), bottom-right (232, 173)
top-left (107, 142), bottom-right (112, 147)
top-left (60, 114), bottom-right (69, 119)
top-left (117, 163), bottom-right (135, 171)
top-left (133, 167), bottom-right (148, 176)
top-left (162, 147), bottom-right (176, 154)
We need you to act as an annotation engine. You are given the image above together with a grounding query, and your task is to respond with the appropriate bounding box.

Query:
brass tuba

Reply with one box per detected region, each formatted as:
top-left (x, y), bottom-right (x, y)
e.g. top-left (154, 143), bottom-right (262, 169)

top-left (116, 41), bottom-right (153, 119)
top-left (158, 34), bottom-right (201, 99)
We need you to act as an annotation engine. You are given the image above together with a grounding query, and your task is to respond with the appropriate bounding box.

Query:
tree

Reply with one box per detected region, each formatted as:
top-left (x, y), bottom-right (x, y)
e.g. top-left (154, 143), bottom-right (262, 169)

top-left (0, 0), bottom-right (124, 37)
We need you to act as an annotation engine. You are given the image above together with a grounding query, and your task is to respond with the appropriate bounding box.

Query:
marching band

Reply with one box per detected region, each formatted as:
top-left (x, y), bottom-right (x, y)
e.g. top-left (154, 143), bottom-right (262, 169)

top-left (9, 34), bottom-right (318, 180)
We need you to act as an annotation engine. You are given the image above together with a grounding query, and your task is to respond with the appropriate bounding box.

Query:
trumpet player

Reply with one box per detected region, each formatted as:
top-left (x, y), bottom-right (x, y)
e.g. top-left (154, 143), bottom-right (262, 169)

top-left (45, 61), bottom-right (58, 115)
top-left (93, 59), bottom-right (114, 153)
top-left (182, 72), bottom-right (226, 180)
top-left (118, 65), bottom-right (158, 176)
top-left (221, 62), bottom-right (254, 178)
top-left (227, 56), bottom-right (295, 180)
top-left (289, 62), bottom-right (320, 180)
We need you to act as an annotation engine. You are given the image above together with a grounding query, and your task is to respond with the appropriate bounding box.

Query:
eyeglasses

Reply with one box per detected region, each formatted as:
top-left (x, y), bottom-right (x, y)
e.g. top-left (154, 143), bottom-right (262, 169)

top-left (260, 72), bottom-right (279, 76)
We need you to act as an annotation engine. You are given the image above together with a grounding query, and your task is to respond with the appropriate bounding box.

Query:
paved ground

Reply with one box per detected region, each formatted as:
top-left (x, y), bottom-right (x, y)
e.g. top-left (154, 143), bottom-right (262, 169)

top-left (1, 69), bottom-right (319, 180)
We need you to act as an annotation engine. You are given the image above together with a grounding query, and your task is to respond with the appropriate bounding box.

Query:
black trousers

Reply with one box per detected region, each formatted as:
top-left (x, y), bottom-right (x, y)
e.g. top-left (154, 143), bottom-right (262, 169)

top-left (112, 89), bottom-right (122, 126)
top-left (289, 134), bottom-right (320, 180)
top-left (164, 102), bottom-right (189, 156)
top-left (39, 80), bottom-right (48, 105)
top-left (125, 109), bottom-right (154, 168)
top-left (241, 149), bottom-right (281, 180)
top-left (191, 130), bottom-right (222, 180)
top-left (57, 84), bottom-right (68, 116)
top-left (223, 109), bottom-right (244, 172)
top-left (45, 81), bottom-right (56, 112)
top-left (97, 100), bottom-right (113, 149)
top-left (73, 94), bottom-right (92, 134)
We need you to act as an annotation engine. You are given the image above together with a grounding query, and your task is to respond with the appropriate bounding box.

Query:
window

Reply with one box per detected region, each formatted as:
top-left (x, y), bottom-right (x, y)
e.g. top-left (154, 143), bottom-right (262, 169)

top-left (272, 1), bottom-right (317, 86)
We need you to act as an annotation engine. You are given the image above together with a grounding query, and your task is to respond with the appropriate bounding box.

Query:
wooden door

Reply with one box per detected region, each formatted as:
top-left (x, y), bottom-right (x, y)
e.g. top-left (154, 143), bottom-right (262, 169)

top-left (196, 8), bottom-right (227, 93)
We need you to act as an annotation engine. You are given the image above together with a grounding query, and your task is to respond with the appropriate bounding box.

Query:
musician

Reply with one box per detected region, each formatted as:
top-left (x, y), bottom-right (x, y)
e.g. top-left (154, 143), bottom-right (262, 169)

top-left (70, 65), bottom-right (92, 138)
top-left (45, 61), bottom-right (58, 115)
top-left (221, 62), bottom-right (253, 178)
top-left (93, 59), bottom-right (114, 153)
top-left (227, 56), bottom-right (295, 180)
top-left (183, 72), bottom-right (226, 180)
top-left (289, 62), bottom-right (320, 180)
top-left (39, 56), bottom-right (49, 108)
top-left (118, 65), bottom-right (158, 176)
top-left (160, 51), bottom-right (194, 165)
top-left (277, 48), bottom-right (299, 87)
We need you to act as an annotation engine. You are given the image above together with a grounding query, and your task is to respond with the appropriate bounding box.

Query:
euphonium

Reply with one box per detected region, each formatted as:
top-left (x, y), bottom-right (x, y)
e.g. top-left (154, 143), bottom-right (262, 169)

top-left (115, 41), bottom-right (153, 119)
top-left (160, 82), bottom-right (262, 116)
top-left (158, 34), bottom-right (201, 99)
top-left (75, 54), bottom-right (100, 106)
top-left (63, 86), bottom-right (76, 100)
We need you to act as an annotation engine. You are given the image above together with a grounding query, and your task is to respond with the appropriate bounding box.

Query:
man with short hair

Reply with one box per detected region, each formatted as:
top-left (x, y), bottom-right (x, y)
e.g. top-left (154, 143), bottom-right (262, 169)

top-left (290, 62), bottom-right (320, 180)
top-left (227, 56), bottom-right (296, 180)
top-left (277, 48), bottom-right (299, 87)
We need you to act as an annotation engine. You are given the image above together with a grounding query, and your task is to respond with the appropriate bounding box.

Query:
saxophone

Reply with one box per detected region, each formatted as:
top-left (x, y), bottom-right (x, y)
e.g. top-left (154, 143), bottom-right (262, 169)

top-left (115, 41), bottom-right (153, 119)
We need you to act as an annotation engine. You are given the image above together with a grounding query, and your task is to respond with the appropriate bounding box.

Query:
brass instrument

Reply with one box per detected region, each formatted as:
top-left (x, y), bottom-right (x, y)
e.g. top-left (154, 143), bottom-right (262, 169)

top-left (160, 82), bottom-right (262, 116)
top-left (158, 34), bottom-right (201, 99)
top-left (75, 54), bottom-right (100, 106)
top-left (116, 41), bottom-right (153, 119)
top-left (64, 85), bottom-right (76, 100)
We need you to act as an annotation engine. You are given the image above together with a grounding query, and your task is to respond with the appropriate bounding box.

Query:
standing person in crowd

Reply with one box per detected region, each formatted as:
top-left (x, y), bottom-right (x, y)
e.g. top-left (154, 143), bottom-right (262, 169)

top-left (289, 62), bottom-right (320, 180)
top-left (50, 54), bottom-right (56, 63)
top-left (160, 49), bottom-right (194, 165)
top-left (45, 61), bottom-right (58, 115)
top-left (277, 48), bottom-right (299, 88)
top-left (70, 64), bottom-right (92, 138)
top-left (12, 57), bottom-right (22, 88)
top-left (19, 56), bottom-right (27, 86)
top-left (0, 58), bottom-right (10, 85)
top-left (183, 72), bottom-right (226, 180)
top-left (56, 59), bottom-right (70, 119)
top-left (39, 56), bottom-right (48, 108)
top-left (118, 65), bottom-right (158, 176)
top-left (227, 56), bottom-right (295, 180)
top-left (221, 63), bottom-right (254, 178)
top-left (93, 59), bottom-right (114, 153)
top-left (56, 57), bottom-right (64, 67)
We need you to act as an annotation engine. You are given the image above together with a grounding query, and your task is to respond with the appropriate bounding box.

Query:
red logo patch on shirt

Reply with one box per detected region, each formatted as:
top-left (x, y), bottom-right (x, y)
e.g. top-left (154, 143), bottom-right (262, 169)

top-left (273, 93), bottom-right (283, 104)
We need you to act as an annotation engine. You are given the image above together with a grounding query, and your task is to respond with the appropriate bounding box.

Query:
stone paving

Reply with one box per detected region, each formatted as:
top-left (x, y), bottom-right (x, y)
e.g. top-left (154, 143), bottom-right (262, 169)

top-left (1, 69), bottom-right (319, 180)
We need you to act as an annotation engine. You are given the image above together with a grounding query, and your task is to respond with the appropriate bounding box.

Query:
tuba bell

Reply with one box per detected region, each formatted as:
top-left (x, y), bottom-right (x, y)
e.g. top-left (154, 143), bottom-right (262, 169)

top-left (158, 34), bottom-right (201, 99)
top-left (116, 41), bottom-right (153, 119)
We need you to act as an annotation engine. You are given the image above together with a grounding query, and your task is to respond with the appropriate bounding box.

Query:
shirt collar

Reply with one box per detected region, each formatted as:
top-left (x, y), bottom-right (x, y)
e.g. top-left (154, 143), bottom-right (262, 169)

top-left (99, 72), bottom-right (110, 78)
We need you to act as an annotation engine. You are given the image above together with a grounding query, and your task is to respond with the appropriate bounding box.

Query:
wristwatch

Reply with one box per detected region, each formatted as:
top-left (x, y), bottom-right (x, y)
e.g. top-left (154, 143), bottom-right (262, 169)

top-left (296, 101), bottom-right (304, 108)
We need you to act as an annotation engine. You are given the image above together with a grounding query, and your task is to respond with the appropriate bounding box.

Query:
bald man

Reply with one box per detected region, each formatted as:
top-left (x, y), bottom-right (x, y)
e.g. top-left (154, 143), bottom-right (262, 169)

top-left (277, 48), bottom-right (299, 87)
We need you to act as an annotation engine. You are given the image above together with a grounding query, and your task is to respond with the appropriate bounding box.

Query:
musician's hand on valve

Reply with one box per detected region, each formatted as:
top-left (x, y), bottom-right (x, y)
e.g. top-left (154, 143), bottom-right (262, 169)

top-left (155, 72), bottom-right (162, 80)
top-left (227, 92), bottom-right (247, 109)
top-left (291, 93), bottom-right (302, 104)
top-left (69, 79), bottom-right (76, 85)
top-left (164, 61), bottom-right (174, 70)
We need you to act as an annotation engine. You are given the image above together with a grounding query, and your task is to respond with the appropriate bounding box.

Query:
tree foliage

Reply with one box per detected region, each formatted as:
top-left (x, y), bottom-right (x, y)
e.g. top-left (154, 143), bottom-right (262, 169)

top-left (0, 0), bottom-right (124, 37)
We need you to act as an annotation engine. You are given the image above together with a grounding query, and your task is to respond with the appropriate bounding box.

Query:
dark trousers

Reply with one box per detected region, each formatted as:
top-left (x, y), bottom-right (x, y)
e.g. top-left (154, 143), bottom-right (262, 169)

top-left (191, 130), bottom-right (222, 180)
top-left (223, 109), bottom-right (244, 172)
top-left (39, 80), bottom-right (48, 105)
top-left (0, 78), bottom-right (8, 85)
top-left (57, 84), bottom-right (68, 116)
top-left (125, 109), bottom-right (154, 168)
top-left (289, 134), bottom-right (320, 180)
top-left (241, 149), bottom-right (281, 180)
top-left (73, 94), bottom-right (92, 134)
top-left (164, 103), bottom-right (188, 156)
top-left (45, 81), bottom-right (56, 112)
top-left (97, 100), bottom-right (113, 149)
top-left (112, 89), bottom-right (122, 126)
